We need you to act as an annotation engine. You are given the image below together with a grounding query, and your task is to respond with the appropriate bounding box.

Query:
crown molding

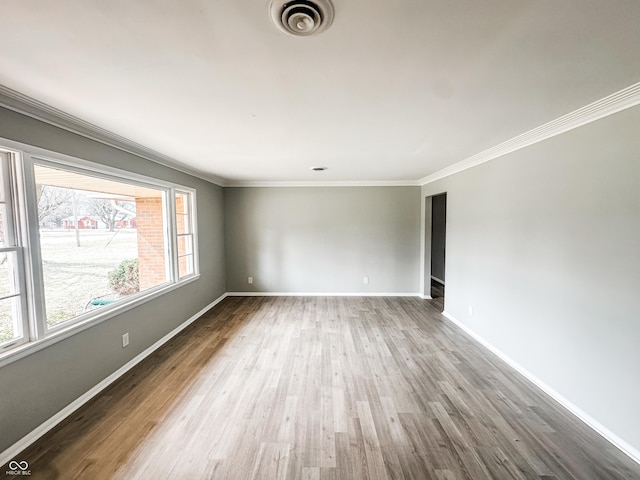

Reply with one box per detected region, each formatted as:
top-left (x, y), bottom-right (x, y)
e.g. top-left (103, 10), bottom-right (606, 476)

top-left (225, 180), bottom-right (421, 187)
top-left (419, 81), bottom-right (640, 186)
top-left (4, 81), bottom-right (638, 190)
top-left (0, 85), bottom-right (227, 187)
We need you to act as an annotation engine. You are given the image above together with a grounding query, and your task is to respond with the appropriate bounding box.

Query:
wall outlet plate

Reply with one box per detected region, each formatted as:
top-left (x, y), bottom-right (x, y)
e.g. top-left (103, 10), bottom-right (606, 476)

top-left (122, 332), bottom-right (130, 348)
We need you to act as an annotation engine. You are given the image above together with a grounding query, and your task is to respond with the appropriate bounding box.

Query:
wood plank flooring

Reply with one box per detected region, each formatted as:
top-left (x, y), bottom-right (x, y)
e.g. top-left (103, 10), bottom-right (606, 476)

top-left (6, 296), bottom-right (640, 479)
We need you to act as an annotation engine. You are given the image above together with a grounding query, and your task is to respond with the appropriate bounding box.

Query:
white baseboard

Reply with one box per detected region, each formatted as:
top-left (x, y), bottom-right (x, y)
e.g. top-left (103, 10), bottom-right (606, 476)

top-left (0, 293), bottom-right (228, 468)
top-left (421, 294), bottom-right (433, 300)
top-left (226, 292), bottom-right (422, 297)
top-left (441, 311), bottom-right (640, 465)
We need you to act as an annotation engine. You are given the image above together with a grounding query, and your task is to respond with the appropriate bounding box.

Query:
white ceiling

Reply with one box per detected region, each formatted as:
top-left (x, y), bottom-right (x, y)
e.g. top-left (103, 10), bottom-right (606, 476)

top-left (0, 1), bottom-right (639, 184)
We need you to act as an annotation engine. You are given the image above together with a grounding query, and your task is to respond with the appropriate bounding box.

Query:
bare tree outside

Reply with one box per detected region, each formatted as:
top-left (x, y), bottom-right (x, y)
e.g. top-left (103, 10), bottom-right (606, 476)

top-left (89, 199), bottom-right (135, 231)
top-left (3, 161), bottom-right (173, 343)
top-left (29, 179), bottom-right (142, 324)
top-left (37, 185), bottom-right (72, 227)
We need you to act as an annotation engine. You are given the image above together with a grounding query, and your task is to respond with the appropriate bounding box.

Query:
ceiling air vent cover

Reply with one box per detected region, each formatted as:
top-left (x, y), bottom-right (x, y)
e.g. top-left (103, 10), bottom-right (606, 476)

top-left (270, 0), bottom-right (334, 37)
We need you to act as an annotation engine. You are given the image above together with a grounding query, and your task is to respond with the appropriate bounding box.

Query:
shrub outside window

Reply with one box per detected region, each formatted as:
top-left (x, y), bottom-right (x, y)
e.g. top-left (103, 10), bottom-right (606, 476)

top-left (34, 163), bottom-right (172, 328)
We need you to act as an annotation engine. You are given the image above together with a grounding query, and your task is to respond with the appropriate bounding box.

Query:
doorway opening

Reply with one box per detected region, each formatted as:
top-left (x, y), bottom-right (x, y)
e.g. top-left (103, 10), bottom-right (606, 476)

top-left (424, 193), bottom-right (447, 312)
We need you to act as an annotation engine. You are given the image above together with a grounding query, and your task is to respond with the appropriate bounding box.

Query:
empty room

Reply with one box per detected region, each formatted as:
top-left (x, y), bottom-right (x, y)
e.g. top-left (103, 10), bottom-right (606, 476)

top-left (1, 1), bottom-right (639, 479)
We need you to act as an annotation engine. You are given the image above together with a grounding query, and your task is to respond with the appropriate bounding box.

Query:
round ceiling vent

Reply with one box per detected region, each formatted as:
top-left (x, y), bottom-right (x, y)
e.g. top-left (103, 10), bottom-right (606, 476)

top-left (269, 0), bottom-right (334, 37)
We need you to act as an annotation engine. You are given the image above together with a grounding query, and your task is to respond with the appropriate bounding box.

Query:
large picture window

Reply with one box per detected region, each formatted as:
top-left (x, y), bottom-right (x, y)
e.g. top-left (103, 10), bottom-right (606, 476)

top-left (34, 164), bottom-right (172, 328)
top-left (0, 145), bottom-right (198, 358)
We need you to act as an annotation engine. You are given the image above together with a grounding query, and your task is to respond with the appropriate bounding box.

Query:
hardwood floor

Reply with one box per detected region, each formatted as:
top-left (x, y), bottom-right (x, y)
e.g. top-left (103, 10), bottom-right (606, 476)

top-left (7, 296), bottom-right (640, 479)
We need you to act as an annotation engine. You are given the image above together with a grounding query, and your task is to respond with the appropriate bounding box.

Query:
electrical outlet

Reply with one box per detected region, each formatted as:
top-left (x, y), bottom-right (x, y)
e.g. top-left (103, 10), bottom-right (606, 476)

top-left (468, 306), bottom-right (473, 316)
top-left (122, 332), bottom-right (130, 348)
top-left (248, 276), bottom-right (253, 284)
top-left (363, 276), bottom-right (369, 285)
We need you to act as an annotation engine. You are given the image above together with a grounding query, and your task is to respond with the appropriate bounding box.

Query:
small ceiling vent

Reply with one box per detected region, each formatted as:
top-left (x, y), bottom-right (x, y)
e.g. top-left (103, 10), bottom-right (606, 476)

top-left (269, 0), bottom-right (334, 37)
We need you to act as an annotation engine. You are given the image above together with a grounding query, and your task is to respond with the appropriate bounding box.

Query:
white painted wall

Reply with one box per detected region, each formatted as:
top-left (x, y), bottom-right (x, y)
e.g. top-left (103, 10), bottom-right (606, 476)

top-left (421, 105), bottom-right (640, 457)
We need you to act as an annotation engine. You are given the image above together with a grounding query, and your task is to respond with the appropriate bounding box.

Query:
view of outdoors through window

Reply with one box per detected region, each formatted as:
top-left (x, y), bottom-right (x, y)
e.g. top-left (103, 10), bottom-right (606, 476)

top-left (176, 191), bottom-right (194, 279)
top-left (35, 164), bottom-right (170, 327)
top-left (0, 251), bottom-right (21, 343)
top-left (0, 159), bottom-right (23, 344)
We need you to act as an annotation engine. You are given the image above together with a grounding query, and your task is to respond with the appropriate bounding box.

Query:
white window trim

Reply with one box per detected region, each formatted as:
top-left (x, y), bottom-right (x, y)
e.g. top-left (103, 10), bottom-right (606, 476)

top-left (174, 188), bottom-right (199, 281)
top-left (27, 155), bottom-right (179, 337)
top-left (0, 151), bottom-right (30, 351)
top-left (0, 137), bottom-right (200, 368)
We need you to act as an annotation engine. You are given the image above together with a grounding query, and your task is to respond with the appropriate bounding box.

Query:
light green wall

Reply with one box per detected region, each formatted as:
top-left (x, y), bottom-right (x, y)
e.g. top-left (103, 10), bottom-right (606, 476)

top-left (422, 105), bottom-right (640, 454)
top-left (0, 107), bottom-right (226, 453)
top-left (225, 186), bottom-right (421, 293)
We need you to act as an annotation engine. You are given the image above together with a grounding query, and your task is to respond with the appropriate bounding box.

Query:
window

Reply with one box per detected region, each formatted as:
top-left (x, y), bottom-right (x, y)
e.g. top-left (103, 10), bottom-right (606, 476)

top-left (34, 163), bottom-right (171, 328)
top-left (175, 191), bottom-right (196, 279)
top-left (0, 144), bottom-right (199, 358)
top-left (0, 153), bottom-right (28, 349)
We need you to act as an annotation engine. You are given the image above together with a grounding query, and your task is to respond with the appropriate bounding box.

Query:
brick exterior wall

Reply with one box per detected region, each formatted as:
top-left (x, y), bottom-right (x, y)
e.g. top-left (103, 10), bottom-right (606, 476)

top-left (136, 197), bottom-right (166, 290)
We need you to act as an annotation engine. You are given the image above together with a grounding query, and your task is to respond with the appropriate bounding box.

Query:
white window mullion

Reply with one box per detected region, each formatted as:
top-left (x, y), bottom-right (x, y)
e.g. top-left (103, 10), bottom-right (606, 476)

top-left (165, 189), bottom-right (178, 283)
top-left (18, 153), bottom-right (48, 339)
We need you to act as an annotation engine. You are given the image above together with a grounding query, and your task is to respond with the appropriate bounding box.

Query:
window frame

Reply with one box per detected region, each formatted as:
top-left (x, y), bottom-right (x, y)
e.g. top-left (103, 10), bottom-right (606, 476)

top-left (0, 138), bottom-right (200, 366)
top-left (0, 151), bottom-right (30, 352)
top-left (174, 188), bottom-right (199, 280)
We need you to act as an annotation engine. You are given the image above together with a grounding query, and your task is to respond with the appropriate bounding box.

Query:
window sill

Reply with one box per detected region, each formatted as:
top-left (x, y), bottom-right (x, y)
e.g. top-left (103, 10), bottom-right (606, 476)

top-left (0, 274), bottom-right (200, 368)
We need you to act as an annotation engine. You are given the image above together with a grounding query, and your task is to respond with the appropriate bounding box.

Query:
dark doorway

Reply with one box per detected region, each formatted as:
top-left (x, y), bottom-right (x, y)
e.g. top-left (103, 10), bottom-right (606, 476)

top-left (430, 193), bottom-right (446, 311)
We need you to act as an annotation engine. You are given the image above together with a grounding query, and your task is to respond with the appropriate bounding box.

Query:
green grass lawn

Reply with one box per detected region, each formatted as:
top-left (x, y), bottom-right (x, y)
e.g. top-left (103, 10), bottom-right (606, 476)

top-left (0, 229), bottom-right (138, 342)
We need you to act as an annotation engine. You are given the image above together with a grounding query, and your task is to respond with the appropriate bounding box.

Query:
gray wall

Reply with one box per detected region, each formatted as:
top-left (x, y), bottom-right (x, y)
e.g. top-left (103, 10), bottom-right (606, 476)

top-left (225, 187), bottom-right (421, 293)
top-left (422, 105), bottom-right (640, 454)
top-left (0, 107), bottom-right (226, 453)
